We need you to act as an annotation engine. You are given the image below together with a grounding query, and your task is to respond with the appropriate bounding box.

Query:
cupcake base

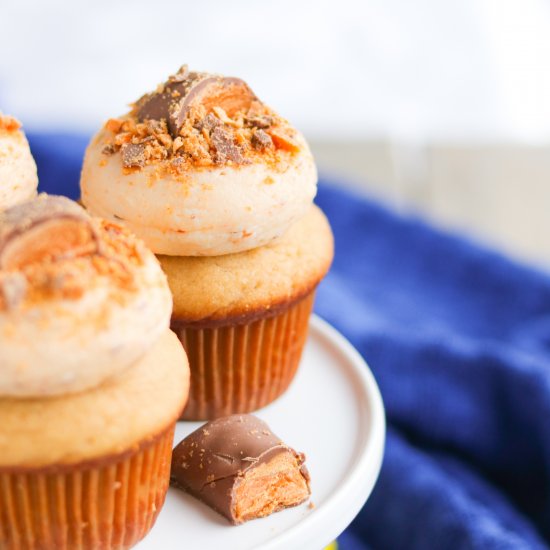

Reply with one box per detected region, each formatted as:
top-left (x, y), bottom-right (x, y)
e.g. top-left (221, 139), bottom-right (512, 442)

top-left (173, 291), bottom-right (316, 420)
top-left (0, 424), bottom-right (174, 550)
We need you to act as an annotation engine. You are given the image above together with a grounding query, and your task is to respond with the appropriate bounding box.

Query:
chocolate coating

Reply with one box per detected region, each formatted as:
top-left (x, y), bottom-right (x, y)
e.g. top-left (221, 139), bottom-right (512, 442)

top-left (136, 65), bottom-right (257, 138)
top-left (170, 415), bottom-right (310, 524)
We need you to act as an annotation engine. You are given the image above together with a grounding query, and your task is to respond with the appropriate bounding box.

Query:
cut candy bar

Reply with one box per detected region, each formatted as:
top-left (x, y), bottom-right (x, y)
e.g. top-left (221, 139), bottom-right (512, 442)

top-left (170, 414), bottom-right (311, 524)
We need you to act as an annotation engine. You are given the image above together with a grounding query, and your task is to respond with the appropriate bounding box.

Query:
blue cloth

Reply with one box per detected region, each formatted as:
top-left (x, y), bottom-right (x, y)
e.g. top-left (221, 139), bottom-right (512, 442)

top-left (28, 133), bottom-right (550, 550)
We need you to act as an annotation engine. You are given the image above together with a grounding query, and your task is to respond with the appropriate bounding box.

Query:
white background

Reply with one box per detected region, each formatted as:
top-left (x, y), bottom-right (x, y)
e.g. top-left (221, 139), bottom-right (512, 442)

top-left (2, 0), bottom-right (550, 143)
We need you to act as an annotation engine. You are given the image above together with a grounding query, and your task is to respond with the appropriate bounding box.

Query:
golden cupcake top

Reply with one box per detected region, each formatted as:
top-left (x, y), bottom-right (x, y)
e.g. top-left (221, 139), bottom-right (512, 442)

top-left (100, 65), bottom-right (300, 175)
top-left (0, 194), bottom-right (173, 397)
top-left (0, 330), bottom-right (189, 468)
top-left (159, 205), bottom-right (334, 325)
top-left (81, 65), bottom-right (318, 257)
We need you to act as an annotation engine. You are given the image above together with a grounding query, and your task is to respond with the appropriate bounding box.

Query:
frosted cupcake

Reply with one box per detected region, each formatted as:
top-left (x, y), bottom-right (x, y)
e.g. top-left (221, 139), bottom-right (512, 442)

top-left (0, 195), bottom-right (190, 549)
top-left (0, 114), bottom-right (38, 210)
top-left (81, 66), bottom-right (333, 419)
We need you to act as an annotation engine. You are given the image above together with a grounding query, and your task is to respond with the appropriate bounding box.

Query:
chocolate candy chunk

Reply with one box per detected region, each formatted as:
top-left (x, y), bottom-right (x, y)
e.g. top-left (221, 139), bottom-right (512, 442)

top-left (121, 142), bottom-right (148, 168)
top-left (210, 126), bottom-right (246, 165)
top-left (244, 114), bottom-right (273, 129)
top-left (251, 129), bottom-right (273, 151)
top-left (170, 415), bottom-right (311, 525)
top-left (194, 113), bottom-right (222, 133)
top-left (0, 195), bottom-right (100, 270)
top-left (136, 65), bottom-right (257, 138)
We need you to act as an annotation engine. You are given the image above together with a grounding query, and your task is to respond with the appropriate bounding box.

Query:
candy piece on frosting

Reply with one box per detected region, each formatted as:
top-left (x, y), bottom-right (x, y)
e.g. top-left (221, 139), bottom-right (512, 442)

top-left (0, 195), bottom-right (173, 397)
top-left (250, 129), bottom-right (273, 151)
top-left (0, 114), bottom-right (38, 211)
top-left (0, 195), bottom-right (99, 270)
top-left (170, 415), bottom-right (311, 524)
top-left (210, 126), bottom-right (247, 165)
top-left (120, 142), bottom-right (149, 169)
top-left (136, 65), bottom-right (257, 138)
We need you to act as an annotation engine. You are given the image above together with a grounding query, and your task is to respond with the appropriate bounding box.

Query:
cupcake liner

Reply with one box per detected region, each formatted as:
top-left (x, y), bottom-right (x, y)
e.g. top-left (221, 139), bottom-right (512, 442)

top-left (0, 424), bottom-right (175, 550)
top-left (173, 290), bottom-right (316, 420)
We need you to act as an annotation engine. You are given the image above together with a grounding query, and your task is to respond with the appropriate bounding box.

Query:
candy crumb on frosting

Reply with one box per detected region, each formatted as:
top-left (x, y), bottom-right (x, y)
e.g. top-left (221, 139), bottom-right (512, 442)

top-left (0, 114), bottom-right (22, 133)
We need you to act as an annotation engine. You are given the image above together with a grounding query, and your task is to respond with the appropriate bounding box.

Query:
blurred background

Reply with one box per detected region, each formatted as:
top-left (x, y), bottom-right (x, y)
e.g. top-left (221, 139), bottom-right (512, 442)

top-left (2, 0), bottom-right (550, 268)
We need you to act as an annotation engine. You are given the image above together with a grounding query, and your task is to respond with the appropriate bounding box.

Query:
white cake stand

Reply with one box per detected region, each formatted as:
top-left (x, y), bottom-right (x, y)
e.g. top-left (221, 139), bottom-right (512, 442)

top-left (137, 315), bottom-right (386, 550)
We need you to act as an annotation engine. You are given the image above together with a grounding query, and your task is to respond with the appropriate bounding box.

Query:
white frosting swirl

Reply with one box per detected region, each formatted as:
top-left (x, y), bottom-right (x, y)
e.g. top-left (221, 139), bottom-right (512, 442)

top-left (0, 116), bottom-right (38, 211)
top-left (0, 200), bottom-right (173, 397)
top-left (80, 130), bottom-right (317, 256)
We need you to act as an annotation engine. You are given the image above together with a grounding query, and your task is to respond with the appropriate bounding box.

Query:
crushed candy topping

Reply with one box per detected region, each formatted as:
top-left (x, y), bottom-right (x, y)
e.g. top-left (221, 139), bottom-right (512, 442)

top-left (100, 66), bottom-right (301, 173)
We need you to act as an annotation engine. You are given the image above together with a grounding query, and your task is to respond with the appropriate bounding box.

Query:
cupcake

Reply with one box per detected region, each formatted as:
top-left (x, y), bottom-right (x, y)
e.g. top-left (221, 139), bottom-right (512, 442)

top-left (0, 114), bottom-right (38, 210)
top-left (81, 66), bottom-right (333, 419)
top-left (160, 205), bottom-right (332, 418)
top-left (0, 195), bottom-right (190, 549)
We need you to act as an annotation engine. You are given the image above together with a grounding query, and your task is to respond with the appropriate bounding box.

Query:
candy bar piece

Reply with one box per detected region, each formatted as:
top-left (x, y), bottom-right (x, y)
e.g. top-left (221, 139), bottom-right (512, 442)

top-left (136, 65), bottom-right (257, 138)
top-left (251, 129), bottom-right (273, 151)
top-left (210, 126), bottom-right (246, 165)
top-left (170, 414), bottom-right (311, 525)
top-left (0, 195), bottom-right (100, 270)
top-left (120, 142), bottom-right (148, 168)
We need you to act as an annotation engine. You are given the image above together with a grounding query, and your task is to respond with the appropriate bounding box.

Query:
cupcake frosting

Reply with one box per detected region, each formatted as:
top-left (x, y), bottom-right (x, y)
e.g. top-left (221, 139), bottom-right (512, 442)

top-left (0, 195), bottom-right (172, 397)
top-left (81, 66), bottom-right (317, 256)
top-left (0, 114), bottom-right (38, 211)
